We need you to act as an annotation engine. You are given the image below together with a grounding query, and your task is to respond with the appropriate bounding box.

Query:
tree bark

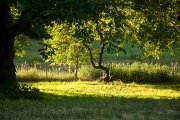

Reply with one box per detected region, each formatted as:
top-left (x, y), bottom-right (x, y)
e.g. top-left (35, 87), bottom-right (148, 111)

top-left (0, 2), bottom-right (16, 86)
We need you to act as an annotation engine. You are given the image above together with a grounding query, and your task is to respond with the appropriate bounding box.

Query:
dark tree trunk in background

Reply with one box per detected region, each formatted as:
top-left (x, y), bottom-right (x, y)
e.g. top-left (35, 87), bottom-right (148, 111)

top-left (0, 2), bottom-right (16, 88)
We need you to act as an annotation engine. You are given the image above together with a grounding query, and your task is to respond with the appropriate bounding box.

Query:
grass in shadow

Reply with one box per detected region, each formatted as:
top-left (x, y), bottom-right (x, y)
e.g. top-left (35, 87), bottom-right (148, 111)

top-left (0, 91), bottom-right (180, 120)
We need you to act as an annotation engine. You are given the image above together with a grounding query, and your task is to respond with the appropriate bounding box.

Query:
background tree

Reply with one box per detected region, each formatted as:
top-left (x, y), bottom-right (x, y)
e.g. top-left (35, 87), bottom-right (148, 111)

top-left (70, 10), bottom-right (128, 82)
top-left (131, 0), bottom-right (180, 59)
top-left (41, 2), bottom-right (130, 82)
top-left (40, 23), bottom-right (89, 80)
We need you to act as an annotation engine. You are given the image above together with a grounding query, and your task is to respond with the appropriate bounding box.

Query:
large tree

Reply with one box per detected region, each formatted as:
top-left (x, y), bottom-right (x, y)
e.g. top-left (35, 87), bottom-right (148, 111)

top-left (0, 0), bottom-right (129, 88)
top-left (0, 1), bottom-right (16, 87)
top-left (1, 0), bottom-right (180, 90)
top-left (131, 0), bottom-right (180, 59)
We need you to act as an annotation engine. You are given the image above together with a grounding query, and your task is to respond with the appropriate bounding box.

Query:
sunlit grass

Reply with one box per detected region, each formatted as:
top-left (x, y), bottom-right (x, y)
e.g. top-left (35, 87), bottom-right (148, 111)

top-left (30, 81), bottom-right (180, 99)
top-left (1, 81), bottom-right (180, 120)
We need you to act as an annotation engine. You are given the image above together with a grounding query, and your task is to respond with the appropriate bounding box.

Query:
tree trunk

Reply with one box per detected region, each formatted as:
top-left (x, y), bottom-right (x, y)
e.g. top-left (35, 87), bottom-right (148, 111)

top-left (74, 56), bottom-right (79, 81)
top-left (84, 27), bottom-right (113, 82)
top-left (84, 43), bottom-right (112, 82)
top-left (0, 3), bottom-right (16, 87)
top-left (99, 65), bottom-right (111, 82)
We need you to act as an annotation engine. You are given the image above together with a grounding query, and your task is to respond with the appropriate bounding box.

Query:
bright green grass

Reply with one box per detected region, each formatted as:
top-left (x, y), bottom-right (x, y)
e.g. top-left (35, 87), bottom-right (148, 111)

top-left (31, 81), bottom-right (180, 99)
top-left (0, 81), bottom-right (180, 120)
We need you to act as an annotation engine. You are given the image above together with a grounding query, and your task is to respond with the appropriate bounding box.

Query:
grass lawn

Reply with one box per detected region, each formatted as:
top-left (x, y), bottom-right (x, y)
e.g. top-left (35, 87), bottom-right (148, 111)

top-left (0, 81), bottom-right (180, 120)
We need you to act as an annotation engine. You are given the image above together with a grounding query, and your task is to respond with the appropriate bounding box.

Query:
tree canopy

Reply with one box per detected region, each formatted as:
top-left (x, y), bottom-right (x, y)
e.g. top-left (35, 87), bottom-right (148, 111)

top-left (1, 0), bottom-right (130, 84)
top-left (10, 0), bottom-right (180, 59)
top-left (0, 0), bottom-right (180, 87)
top-left (131, 0), bottom-right (180, 58)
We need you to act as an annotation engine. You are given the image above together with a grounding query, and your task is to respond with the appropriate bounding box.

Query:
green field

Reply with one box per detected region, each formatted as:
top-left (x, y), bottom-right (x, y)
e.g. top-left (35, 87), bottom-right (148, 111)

top-left (0, 81), bottom-right (180, 120)
top-left (1, 39), bottom-right (178, 120)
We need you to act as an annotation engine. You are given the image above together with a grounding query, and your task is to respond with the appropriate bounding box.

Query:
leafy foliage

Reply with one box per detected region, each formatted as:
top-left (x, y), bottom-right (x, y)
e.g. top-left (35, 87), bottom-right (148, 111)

top-left (131, 0), bottom-right (180, 58)
top-left (11, 6), bottom-right (29, 57)
top-left (14, 34), bottom-right (28, 57)
top-left (41, 23), bottom-right (89, 66)
top-left (10, 0), bottom-right (180, 60)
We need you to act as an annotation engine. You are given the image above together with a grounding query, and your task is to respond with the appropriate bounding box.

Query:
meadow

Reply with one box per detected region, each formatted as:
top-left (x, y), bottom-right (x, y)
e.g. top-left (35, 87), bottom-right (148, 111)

top-left (0, 81), bottom-right (180, 120)
top-left (0, 39), bottom-right (179, 120)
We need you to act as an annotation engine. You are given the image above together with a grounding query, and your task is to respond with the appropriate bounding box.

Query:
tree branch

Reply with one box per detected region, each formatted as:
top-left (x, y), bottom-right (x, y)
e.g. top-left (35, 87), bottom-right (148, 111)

top-left (84, 44), bottom-right (99, 68)
top-left (98, 42), bottom-right (106, 66)
top-left (97, 29), bottom-right (106, 67)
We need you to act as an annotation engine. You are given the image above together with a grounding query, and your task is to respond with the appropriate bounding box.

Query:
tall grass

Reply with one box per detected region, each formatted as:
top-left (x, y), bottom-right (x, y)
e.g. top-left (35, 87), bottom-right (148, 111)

top-left (79, 62), bottom-right (180, 83)
top-left (16, 61), bottom-right (180, 83)
top-left (16, 64), bottom-right (74, 82)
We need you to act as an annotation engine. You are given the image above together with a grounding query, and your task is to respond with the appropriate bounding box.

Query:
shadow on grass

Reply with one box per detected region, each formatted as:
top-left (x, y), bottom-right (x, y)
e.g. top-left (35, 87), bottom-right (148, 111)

top-left (36, 92), bottom-right (180, 119)
top-left (1, 89), bottom-right (180, 120)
